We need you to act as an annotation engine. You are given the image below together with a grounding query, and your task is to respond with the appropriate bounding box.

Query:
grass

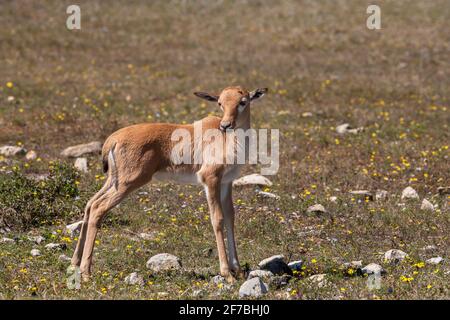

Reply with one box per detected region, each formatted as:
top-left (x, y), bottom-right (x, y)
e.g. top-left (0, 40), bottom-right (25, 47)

top-left (0, 0), bottom-right (449, 299)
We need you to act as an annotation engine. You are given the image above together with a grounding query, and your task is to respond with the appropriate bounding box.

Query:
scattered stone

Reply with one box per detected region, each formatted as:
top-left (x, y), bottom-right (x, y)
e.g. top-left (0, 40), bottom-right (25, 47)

top-left (271, 274), bottom-right (292, 289)
top-left (239, 277), bottom-right (268, 298)
top-left (0, 145), bottom-right (26, 157)
top-left (146, 253), bottom-right (182, 273)
top-left (342, 260), bottom-right (363, 269)
top-left (30, 249), bottom-right (41, 257)
top-left (45, 243), bottom-right (66, 251)
top-left (287, 260), bottom-right (303, 271)
top-left (306, 204), bottom-right (326, 214)
top-left (361, 263), bottom-right (385, 275)
top-left (257, 191), bottom-right (280, 200)
top-left (426, 257), bottom-right (443, 265)
top-left (59, 254), bottom-right (71, 262)
top-left (437, 187), bottom-right (450, 196)
top-left (422, 245), bottom-right (438, 252)
top-left (211, 275), bottom-right (226, 285)
top-left (139, 232), bottom-right (158, 241)
top-left (1, 237), bottom-right (15, 243)
top-left (27, 235), bottom-right (45, 244)
top-left (301, 112), bottom-right (313, 118)
top-left (375, 190), bottom-right (389, 201)
top-left (336, 123), bottom-right (363, 134)
top-left (124, 272), bottom-right (145, 286)
top-left (258, 255), bottom-right (293, 276)
top-left (349, 190), bottom-right (373, 201)
top-left (61, 141), bottom-right (102, 158)
top-left (25, 150), bottom-right (37, 161)
top-left (66, 221), bottom-right (83, 237)
top-left (336, 124), bottom-right (350, 134)
top-left (420, 199), bottom-right (435, 211)
top-left (233, 174), bottom-right (272, 187)
top-left (384, 249), bottom-right (408, 264)
top-left (248, 270), bottom-right (274, 280)
top-left (74, 157), bottom-right (88, 173)
top-left (308, 274), bottom-right (328, 288)
top-left (25, 173), bottom-right (49, 182)
top-left (401, 186), bottom-right (419, 200)
top-left (329, 196), bottom-right (338, 203)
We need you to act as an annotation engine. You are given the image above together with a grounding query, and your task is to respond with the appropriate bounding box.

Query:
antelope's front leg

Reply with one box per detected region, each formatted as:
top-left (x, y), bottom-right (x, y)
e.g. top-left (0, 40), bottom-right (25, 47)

top-left (221, 182), bottom-right (243, 279)
top-left (202, 175), bottom-right (233, 282)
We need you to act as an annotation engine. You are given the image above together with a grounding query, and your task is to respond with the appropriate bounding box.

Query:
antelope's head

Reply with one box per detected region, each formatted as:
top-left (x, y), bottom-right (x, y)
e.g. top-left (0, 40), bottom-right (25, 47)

top-left (194, 86), bottom-right (268, 132)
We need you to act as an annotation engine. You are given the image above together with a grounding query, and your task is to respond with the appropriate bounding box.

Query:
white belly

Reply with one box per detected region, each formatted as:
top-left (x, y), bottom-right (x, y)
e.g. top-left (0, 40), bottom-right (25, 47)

top-left (153, 165), bottom-right (241, 185)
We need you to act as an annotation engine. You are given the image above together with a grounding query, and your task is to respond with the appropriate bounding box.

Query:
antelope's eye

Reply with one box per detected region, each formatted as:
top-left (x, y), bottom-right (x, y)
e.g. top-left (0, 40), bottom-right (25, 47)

top-left (239, 101), bottom-right (246, 106)
top-left (218, 102), bottom-right (222, 107)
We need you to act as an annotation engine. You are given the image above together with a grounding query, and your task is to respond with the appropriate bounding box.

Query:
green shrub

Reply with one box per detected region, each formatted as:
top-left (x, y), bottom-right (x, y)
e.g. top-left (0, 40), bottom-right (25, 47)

top-left (0, 162), bottom-right (83, 230)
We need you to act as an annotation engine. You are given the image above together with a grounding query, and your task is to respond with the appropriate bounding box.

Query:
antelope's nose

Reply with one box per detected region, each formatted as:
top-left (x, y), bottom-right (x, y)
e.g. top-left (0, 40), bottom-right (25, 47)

top-left (220, 121), bottom-right (232, 132)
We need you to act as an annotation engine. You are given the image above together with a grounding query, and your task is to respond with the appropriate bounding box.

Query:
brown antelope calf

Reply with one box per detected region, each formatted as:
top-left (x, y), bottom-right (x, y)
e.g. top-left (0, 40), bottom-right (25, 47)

top-left (71, 86), bottom-right (268, 283)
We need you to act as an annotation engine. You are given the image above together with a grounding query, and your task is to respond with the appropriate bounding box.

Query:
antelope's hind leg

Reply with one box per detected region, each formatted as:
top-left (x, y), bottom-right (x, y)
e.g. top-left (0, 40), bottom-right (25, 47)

top-left (71, 179), bottom-right (112, 267)
top-left (79, 186), bottom-right (128, 280)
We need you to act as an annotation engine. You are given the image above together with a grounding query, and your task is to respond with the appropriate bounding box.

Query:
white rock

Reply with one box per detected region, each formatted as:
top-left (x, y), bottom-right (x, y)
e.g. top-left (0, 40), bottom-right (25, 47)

top-left (233, 174), bottom-right (272, 187)
top-left (25, 150), bottom-right (37, 161)
top-left (239, 277), bottom-right (268, 298)
top-left (66, 221), bottom-right (83, 237)
top-left (258, 255), bottom-right (292, 275)
top-left (74, 157), bottom-right (88, 173)
top-left (336, 124), bottom-right (363, 135)
top-left (329, 196), bottom-right (338, 203)
top-left (307, 204), bottom-right (326, 213)
top-left (349, 190), bottom-right (373, 200)
top-left (384, 249), bottom-right (408, 263)
top-left (308, 274), bottom-right (328, 287)
top-left (27, 235), bottom-right (45, 244)
top-left (257, 191), bottom-right (280, 200)
top-left (211, 275), bottom-right (226, 285)
top-left (342, 260), bottom-right (363, 269)
top-left (1, 237), bottom-right (15, 243)
top-left (302, 112), bottom-right (313, 118)
top-left (361, 263), bottom-right (385, 275)
top-left (61, 141), bottom-right (102, 158)
top-left (420, 199), bottom-right (434, 211)
top-left (336, 123), bottom-right (351, 134)
top-left (124, 272), bottom-right (144, 286)
top-left (146, 253), bottom-right (182, 273)
top-left (287, 260), bottom-right (303, 271)
top-left (45, 243), bottom-right (64, 250)
top-left (30, 249), bottom-right (41, 256)
top-left (59, 254), bottom-right (71, 262)
top-left (139, 232), bottom-right (158, 241)
top-left (426, 257), bottom-right (443, 265)
top-left (375, 190), bottom-right (389, 201)
top-left (0, 146), bottom-right (26, 157)
top-left (248, 270), bottom-right (274, 280)
top-left (401, 186), bottom-right (419, 200)
top-left (422, 245), bottom-right (438, 252)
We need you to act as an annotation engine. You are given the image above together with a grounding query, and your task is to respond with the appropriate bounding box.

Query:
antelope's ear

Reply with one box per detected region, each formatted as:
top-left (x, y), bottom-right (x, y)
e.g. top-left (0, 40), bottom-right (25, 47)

top-left (249, 88), bottom-right (268, 101)
top-left (193, 92), bottom-right (219, 102)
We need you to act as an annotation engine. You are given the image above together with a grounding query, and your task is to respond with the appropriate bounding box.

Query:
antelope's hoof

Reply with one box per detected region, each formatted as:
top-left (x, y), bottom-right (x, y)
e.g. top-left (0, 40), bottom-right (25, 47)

top-left (81, 272), bottom-right (91, 282)
top-left (225, 274), bottom-right (237, 284)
